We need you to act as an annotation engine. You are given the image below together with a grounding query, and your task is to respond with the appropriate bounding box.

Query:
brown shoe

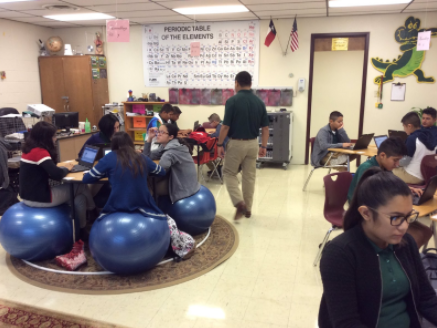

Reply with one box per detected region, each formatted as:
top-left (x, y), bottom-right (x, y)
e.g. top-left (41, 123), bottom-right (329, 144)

top-left (234, 202), bottom-right (247, 221)
top-left (245, 211), bottom-right (251, 218)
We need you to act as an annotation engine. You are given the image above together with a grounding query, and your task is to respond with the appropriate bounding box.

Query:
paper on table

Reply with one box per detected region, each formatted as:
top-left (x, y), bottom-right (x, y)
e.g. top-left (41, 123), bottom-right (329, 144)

top-left (63, 177), bottom-right (74, 180)
top-left (391, 83), bottom-right (406, 101)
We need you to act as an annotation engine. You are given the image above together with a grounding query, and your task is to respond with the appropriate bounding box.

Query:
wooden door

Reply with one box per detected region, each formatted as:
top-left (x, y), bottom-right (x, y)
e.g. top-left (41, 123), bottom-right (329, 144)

top-left (39, 57), bottom-right (66, 112)
top-left (62, 57), bottom-right (95, 125)
top-left (92, 78), bottom-right (109, 126)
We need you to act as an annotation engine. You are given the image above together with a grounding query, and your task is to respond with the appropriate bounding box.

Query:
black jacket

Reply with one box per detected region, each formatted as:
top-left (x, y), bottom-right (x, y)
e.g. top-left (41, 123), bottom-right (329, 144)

top-left (319, 224), bottom-right (437, 328)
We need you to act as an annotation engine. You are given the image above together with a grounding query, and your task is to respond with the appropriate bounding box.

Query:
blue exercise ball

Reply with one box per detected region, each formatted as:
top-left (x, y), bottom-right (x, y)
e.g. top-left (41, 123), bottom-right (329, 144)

top-left (89, 212), bottom-right (170, 275)
top-left (158, 185), bottom-right (216, 235)
top-left (0, 202), bottom-right (73, 261)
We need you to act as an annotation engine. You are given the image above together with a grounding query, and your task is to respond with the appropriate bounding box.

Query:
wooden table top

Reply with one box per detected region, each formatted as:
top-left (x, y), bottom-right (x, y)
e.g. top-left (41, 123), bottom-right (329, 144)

top-left (416, 196), bottom-right (437, 219)
top-left (328, 145), bottom-right (377, 158)
top-left (59, 158), bottom-right (160, 182)
top-left (205, 128), bottom-right (216, 134)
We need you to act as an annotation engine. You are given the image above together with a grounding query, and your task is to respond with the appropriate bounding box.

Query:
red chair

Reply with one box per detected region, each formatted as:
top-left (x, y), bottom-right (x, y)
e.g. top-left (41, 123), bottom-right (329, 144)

top-left (407, 154), bottom-right (437, 188)
top-left (192, 138), bottom-right (219, 183)
top-left (303, 137), bottom-right (348, 191)
top-left (314, 172), bottom-right (353, 266)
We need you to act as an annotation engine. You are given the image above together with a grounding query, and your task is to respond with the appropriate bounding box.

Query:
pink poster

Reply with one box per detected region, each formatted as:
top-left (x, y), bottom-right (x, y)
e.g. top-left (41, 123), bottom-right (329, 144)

top-left (106, 19), bottom-right (130, 42)
top-left (222, 89), bottom-right (235, 105)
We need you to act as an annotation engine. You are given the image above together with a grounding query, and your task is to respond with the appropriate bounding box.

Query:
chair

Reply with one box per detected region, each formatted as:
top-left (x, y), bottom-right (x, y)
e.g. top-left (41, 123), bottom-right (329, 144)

top-left (0, 108), bottom-right (19, 117)
top-left (192, 138), bottom-right (218, 184)
top-left (314, 172), bottom-right (353, 266)
top-left (303, 137), bottom-right (348, 191)
top-left (407, 154), bottom-right (437, 189)
top-left (207, 143), bottom-right (223, 184)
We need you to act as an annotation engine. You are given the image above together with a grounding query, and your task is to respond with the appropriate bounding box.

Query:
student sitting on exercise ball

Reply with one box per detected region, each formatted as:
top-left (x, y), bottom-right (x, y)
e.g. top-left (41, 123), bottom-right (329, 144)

top-left (83, 131), bottom-right (195, 259)
top-left (20, 121), bottom-right (96, 239)
top-left (347, 137), bottom-right (423, 203)
top-left (78, 114), bottom-right (120, 157)
top-left (319, 167), bottom-right (437, 328)
top-left (144, 123), bottom-right (200, 204)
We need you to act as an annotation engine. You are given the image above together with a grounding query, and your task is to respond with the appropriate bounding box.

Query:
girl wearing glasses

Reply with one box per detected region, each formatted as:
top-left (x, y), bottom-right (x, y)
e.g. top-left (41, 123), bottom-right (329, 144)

top-left (144, 123), bottom-right (200, 204)
top-left (319, 167), bottom-right (437, 328)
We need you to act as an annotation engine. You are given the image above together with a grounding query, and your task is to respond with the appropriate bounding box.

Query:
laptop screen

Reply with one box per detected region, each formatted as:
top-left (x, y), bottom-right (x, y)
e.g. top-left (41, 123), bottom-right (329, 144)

top-left (374, 136), bottom-right (388, 148)
top-left (81, 146), bottom-right (98, 164)
top-left (104, 149), bottom-right (112, 155)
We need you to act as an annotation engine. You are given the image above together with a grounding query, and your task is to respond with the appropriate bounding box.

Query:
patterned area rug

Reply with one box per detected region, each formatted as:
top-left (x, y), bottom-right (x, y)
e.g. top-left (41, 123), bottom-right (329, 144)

top-left (0, 299), bottom-right (127, 327)
top-left (7, 215), bottom-right (238, 294)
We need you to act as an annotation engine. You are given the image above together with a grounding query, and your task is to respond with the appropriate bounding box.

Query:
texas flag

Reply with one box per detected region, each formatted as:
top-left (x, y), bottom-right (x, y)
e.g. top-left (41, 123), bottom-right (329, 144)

top-left (264, 19), bottom-right (277, 47)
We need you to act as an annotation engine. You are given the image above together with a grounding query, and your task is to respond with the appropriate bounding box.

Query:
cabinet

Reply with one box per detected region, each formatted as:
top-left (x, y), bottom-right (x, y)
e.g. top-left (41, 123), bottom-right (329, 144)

top-left (123, 102), bottom-right (169, 145)
top-left (257, 111), bottom-right (293, 170)
top-left (39, 55), bottom-right (109, 127)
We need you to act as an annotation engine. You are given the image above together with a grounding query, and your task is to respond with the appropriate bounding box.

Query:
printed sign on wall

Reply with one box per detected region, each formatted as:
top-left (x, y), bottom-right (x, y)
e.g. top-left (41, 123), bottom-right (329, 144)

top-left (142, 21), bottom-right (260, 88)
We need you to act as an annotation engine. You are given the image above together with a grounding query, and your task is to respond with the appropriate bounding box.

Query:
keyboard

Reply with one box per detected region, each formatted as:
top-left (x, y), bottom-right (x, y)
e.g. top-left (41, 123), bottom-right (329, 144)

top-left (71, 164), bottom-right (90, 173)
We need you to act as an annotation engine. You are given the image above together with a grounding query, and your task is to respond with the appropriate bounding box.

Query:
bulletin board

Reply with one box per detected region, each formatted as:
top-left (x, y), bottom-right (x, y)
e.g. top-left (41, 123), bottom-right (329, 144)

top-left (142, 21), bottom-right (260, 88)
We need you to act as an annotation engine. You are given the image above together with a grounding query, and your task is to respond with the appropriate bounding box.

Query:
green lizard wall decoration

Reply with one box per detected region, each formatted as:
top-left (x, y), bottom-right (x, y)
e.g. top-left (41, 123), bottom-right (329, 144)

top-left (371, 16), bottom-right (437, 84)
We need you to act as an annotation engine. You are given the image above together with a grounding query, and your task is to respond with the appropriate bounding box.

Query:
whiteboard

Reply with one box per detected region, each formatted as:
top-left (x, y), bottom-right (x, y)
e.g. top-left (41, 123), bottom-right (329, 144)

top-left (142, 21), bottom-right (260, 88)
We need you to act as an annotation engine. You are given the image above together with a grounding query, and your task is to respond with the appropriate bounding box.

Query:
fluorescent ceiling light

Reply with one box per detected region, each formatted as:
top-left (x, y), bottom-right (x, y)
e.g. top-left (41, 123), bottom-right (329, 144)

top-left (329, 0), bottom-right (411, 7)
top-left (44, 13), bottom-right (114, 21)
top-left (174, 5), bottom-right (248, 15)
top-left (0, 0), bottom-right (34, 2)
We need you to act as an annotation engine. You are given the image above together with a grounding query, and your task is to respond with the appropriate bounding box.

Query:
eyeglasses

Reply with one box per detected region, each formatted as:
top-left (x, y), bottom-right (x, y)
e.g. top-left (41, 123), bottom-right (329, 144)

top-left (157, 130), bottom-right (169, 135)
top-left (367, 207), bottom-right (419, 226)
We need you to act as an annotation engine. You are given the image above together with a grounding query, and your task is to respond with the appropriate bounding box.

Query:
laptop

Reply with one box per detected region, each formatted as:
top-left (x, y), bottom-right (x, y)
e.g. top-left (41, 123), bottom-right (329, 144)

top-left (193, 120), bottom-right (201, 131)
top-left (412, 175), bottom-right (437, 206)
top-left (349, 133), bottom-right (375, 150)
top-left (71, 145), bottom-right (99, 172)
top-left (374, 135), bottom-right (388, 149)
top-left (103, 148), bottom-right (112, 156)
top-left (94, 143), bottom-right (111, 160)
top-left (388, 130), bottom-right (408, 142)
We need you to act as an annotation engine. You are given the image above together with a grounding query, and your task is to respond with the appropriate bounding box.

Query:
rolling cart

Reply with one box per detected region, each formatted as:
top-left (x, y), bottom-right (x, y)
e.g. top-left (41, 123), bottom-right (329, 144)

top-left (256, 111), bottom-right (293, 170)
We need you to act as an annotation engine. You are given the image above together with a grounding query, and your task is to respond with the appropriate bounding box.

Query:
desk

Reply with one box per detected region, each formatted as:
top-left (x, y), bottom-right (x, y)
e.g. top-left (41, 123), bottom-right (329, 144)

top-left (327, 146), bottom-right (378, 171)
top-left (205, 128), bottom-right (216, 134)
top-left (56, 132), bottom-right (95, 162)
top-left (414, 197), bottom-right (437, 248)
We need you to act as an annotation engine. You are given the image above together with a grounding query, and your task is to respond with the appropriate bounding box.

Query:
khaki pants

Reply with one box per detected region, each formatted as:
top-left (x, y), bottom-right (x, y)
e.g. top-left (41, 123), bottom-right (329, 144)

top-left (223, 139), bottom-right (258, 211)
top-left (393, 167), bottom-right (424, 185)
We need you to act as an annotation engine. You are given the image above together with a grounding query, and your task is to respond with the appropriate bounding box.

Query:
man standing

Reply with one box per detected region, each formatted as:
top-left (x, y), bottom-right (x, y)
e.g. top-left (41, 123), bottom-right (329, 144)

top-left (217, 71), bottom-right (269, 220)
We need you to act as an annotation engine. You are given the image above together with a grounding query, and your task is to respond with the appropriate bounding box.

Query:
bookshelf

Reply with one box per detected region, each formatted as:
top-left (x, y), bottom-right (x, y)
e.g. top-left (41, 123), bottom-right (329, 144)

top-left (123, 102), bottom-right (169, 145)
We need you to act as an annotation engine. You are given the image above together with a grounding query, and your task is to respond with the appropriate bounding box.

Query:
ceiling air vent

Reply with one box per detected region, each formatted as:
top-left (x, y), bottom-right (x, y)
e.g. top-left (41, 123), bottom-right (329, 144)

top-left (42, 4), bottom-right (80, 11)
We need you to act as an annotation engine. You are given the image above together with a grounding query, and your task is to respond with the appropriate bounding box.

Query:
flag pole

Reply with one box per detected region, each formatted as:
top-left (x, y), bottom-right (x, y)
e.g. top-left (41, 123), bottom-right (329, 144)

top-left (284, 15), bottom-right (296, 56)
top-left (271, 17), bottom-right (286, 56)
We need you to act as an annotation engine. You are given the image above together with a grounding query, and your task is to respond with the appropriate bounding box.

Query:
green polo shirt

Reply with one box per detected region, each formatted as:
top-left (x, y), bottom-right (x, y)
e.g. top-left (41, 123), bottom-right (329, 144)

top-left (347, 156), bottom-right (379, 202)
top-left (367, 238), bottom-right (410, 328)
top-left (223, 90), bottom-right (269, 139)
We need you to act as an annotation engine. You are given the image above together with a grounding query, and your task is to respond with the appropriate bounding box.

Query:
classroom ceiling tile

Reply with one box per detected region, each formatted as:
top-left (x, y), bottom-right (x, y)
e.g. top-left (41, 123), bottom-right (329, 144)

top-left (403, 1), bottom-right (437, 10)
top-left (84, 2), bottom-right (164, 12)
top-left (132, 16), bottom-right (193, 23)
top-left (61, 0), bottom-right (146, 6)
top-left (329, 4), bottom-right (407, 12)
top-left (184, 11), bottom-right (257, 21)
top-left (20, 7), bottom-right (96, 16)
top-left (242, 0), bottom-right (325, 3)
top-left (0, 11), bottom-right (33, 18)
top-left (248, 2), bottom-right (326, 11)
top-left (258, 12), bottom-right (326, 19)
top-left (153, 0), bottom-right (241, 10)
top-left (0, 0), bottom-right (66, 11)
top-left (329, 10), bottom-right (401, 16)
top-left (106, 10), bottom-right (180, 19)
top-left (7, 16), bottom-right (55, 22)
top-left (255, 8), bottom-right (326, 17)
top-left (32, 20), bottom-right (82, 27)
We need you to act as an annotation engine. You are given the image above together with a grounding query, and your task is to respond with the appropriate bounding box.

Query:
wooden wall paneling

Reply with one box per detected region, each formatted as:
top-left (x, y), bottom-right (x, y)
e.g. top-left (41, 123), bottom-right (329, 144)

top-left (314, 36), bottom-right (365, 52)
top-left (39, 57), bottom-right (66, 112)
top-left (62, 57), bottom-right (95, 125)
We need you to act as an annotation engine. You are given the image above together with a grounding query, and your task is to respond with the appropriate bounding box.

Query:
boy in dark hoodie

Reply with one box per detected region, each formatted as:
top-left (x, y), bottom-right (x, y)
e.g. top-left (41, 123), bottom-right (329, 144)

top-left (393, 111), bottom-right (436, 184)
top-left (421, 107), bottom-right (437, 148)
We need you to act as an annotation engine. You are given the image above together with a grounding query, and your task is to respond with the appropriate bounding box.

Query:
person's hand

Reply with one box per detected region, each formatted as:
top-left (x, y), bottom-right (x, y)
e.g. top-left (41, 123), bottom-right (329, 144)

top-left (218, 146), bottom-right (225, 158)
top-left (136, 148), bottom-right (143, 153)
top-left (410, 187), bottom-right (423, 196)
top-left (60, 162), bottom-right (74, 171)
top-left (342, 143), bottom-right (353, 148)
top-left (338, 122), bottom-right (344, 131)
top-left (148, 127), bottom-right (157, 142)
top-left (258, 147), bottom-right (267, 157)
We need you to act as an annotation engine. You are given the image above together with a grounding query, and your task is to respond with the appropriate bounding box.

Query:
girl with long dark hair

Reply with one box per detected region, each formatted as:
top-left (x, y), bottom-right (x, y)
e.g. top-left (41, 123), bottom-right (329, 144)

top-left (83, 132), bottom-right (195, 259)
top-left (78, 114), bottom-right (120, 157)
top-left (319, 167), bottom-right (437, 328)
top-left (20, 121), bottom-right (96, 237)
top-left (144, 123), bottom-right (200, 204)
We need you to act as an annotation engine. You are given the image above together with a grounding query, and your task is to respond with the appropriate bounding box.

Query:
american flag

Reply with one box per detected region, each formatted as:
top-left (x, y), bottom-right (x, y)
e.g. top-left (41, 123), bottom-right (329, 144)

top-left (290, 17), bottom-right (299, 52)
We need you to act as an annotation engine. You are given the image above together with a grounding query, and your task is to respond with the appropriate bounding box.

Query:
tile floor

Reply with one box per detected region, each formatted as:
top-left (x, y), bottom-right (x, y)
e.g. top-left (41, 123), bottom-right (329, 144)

top-left (0, 164), bottom-right (433, 327)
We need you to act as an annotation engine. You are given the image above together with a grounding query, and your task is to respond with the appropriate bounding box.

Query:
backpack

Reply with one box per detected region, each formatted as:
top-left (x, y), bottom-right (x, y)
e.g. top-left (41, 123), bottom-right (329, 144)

top-left (421, 248), bottom-right (437, 328)
top-left (189, 131), bottom-right (210, 145)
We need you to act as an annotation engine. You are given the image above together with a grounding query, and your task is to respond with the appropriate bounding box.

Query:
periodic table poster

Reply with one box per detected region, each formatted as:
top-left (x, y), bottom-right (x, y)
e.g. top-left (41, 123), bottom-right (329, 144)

top-left (142, 21), bottom-right (260, 88)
